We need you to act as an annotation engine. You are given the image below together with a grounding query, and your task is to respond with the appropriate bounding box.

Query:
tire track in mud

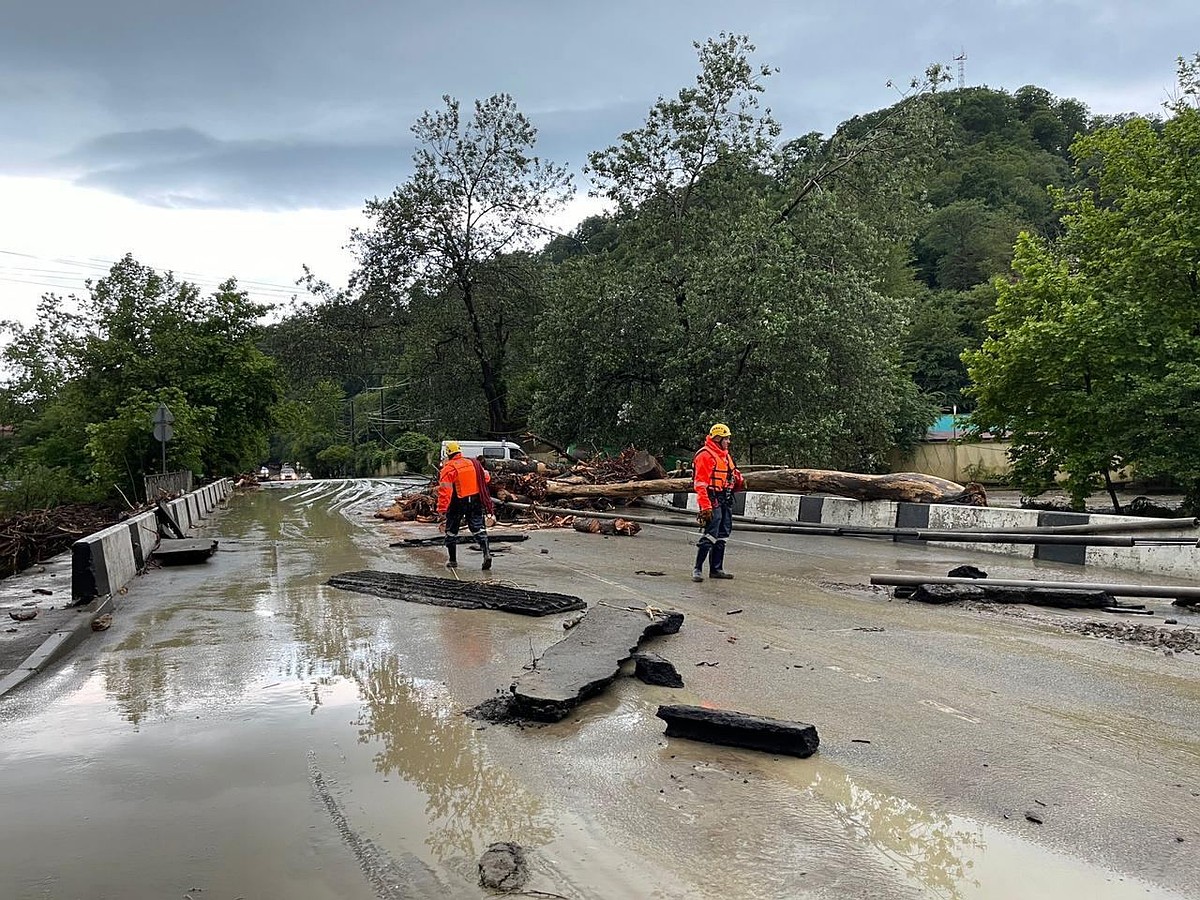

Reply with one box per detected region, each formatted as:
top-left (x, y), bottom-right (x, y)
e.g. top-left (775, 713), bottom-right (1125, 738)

top-left (307, 751), bottom-right (461, 900)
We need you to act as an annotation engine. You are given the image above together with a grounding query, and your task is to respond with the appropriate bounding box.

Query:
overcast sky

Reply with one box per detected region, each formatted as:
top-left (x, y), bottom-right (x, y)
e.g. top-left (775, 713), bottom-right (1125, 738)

top-left (1, 0), bottom-right (1194, 327)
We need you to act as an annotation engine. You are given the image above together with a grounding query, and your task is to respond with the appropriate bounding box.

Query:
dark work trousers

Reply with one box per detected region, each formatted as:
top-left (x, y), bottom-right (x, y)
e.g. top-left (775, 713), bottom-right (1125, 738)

top-left (445, 494), bottom-right (487, 563)
top-left (694, 491), bottom-right (734, 573)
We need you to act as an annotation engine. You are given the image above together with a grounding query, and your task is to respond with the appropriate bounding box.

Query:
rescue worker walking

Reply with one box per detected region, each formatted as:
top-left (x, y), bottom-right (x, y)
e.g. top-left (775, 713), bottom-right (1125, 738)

top-left (692, 423), bottom-right (744, 582)
top-left (436, 441), bottom-right (494, 570)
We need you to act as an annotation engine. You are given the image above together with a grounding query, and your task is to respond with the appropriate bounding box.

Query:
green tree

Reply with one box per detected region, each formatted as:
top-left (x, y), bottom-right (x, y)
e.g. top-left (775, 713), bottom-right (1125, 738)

top-left (966, 56), bottom-right (1200, 510)
top-left (534, 36), bottom-right (942, 467)
top-left (0, 255), bottom-right (279, 501)
top-left (351, 94), bottom-right (572, 436)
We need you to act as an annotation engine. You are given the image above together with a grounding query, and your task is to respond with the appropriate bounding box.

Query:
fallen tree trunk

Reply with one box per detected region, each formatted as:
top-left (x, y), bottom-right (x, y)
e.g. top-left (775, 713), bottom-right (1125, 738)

top-left (544, 469), bottom-right (984, 505)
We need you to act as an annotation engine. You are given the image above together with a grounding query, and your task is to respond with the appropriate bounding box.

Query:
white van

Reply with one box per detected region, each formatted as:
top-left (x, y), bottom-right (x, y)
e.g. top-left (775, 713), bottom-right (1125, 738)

top-left (440, 440), bottom-right (528, 462)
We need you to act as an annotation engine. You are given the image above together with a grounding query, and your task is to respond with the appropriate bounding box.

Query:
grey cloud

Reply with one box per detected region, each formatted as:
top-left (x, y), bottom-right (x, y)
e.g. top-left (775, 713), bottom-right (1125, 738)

top-left (3, 0), bottom-right (1197, 211)
top-left (65, 131), bottom-right (416, 209)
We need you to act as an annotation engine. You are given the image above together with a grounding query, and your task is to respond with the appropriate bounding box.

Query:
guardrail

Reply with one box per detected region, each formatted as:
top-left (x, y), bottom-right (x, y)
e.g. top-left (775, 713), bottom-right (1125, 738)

top-left (144, 470), bottom-right (194, 500)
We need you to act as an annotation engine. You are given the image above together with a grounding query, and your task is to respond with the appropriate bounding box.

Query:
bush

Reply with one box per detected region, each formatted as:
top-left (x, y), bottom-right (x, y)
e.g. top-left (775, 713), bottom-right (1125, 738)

top-left (0, 463), bottom-right (105, 513)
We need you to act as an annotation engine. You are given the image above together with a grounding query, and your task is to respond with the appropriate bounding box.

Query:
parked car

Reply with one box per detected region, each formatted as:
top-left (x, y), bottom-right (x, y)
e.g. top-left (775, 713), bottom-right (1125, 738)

top-left (439, 440), bottom-right (528, 462)
top-left (279, 466), bottom-right (298, 481)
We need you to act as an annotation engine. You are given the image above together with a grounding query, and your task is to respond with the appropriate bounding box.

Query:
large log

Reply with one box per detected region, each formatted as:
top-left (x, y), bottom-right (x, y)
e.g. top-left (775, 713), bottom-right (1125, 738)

top-left (544, 469), bottom-right (983, 505)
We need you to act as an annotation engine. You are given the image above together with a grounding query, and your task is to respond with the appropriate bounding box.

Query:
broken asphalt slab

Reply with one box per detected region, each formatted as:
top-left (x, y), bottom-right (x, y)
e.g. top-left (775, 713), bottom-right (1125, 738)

top-left (656, 704), bottom-right (820, 758)
top-left (503, 604), bottom-right (684, 722)
top-left (151, 538), bottom-right (219, 566)
top-left (389, 534), bottom-right (530, 548)
top-left (326, 570), bottom-right (586, 616)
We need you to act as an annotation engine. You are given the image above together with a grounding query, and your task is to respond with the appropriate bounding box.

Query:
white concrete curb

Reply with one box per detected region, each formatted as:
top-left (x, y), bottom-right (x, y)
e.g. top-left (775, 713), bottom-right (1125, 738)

top-left (653, 490), bottom-right (1200, 578)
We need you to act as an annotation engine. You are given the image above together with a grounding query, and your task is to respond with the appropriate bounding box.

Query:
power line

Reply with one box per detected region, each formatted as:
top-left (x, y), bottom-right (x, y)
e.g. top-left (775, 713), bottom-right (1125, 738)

top-left (0, 247), bottom-right (310, 295)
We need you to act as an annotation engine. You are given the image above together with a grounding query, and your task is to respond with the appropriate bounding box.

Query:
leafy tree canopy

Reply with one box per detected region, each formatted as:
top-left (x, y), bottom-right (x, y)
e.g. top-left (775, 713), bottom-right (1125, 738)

top-left (966, 55), bottom-right (1200, 510)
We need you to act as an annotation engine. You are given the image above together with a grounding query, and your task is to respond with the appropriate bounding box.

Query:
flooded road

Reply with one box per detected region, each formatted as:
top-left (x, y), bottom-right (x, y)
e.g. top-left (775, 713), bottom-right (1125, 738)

top-left (0, 480), bottom-right (1196, 899)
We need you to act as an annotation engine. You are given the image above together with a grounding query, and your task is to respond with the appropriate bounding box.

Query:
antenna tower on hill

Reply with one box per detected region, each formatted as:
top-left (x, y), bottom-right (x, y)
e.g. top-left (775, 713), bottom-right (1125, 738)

top-left (954, 49), bottom-right (967, 90)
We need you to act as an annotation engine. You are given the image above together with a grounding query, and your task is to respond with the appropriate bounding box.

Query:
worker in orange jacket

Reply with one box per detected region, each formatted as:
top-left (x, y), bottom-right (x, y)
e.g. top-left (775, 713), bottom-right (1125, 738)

top-left (436, 441), bottom-right (494, 570)
top-left (692, 423), bottom-right (744, 582)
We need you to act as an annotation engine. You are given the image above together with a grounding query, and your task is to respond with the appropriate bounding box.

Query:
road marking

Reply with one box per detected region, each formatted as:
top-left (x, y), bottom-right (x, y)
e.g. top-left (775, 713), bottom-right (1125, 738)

top-left (920, 698), bottom-right (982, 724)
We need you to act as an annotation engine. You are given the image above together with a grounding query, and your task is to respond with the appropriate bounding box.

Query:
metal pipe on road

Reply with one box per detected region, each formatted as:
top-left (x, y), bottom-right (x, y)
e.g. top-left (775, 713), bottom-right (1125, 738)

top-left (501, 503), bottom-right (1193, 545)
top-left (633, 499), bottom-right (1198, 536)
top-left (870, 573), bottom-right (1200, 601)
top-left (500, 501), bottom-right (840, 534)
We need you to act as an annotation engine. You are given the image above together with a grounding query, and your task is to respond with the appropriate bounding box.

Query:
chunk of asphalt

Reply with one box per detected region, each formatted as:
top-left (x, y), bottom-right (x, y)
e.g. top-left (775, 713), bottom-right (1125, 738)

top-left (326, 571), bottom-right (585, 616)
top-left (509, 604), bottom-right (684, 721)
top-left (478, 841), bottom-right (529, 892)
top-left (633, 651), bottom-right (684, 688)
top-left (389, 534), bottom-right (529, 548)
top-left (656, 704), bottom-right (820, 758)
top-left (151, 538), bottom-right (219, 566)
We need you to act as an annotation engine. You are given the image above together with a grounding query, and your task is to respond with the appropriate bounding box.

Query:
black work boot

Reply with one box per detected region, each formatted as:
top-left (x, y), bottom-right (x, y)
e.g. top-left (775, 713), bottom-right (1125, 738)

top-left (480, 535), bottom-right (493, 571)
top-left (446, 540), bottom-right (458, 569)
top-left (709, 542), bottom-right (733, 579)
top-left (693, 543), bottom-right (710, 582)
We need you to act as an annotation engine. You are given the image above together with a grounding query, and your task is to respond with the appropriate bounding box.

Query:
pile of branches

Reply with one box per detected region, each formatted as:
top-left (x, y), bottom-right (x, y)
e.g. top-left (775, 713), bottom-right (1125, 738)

top-left (487, 446), bottom-right (663, 503)
top-left (376, 489), bottom-right (439, 522)
top-left (374, 447), bottom-right (662, 524)
top-left (0, 503), bottom-right (124, 580)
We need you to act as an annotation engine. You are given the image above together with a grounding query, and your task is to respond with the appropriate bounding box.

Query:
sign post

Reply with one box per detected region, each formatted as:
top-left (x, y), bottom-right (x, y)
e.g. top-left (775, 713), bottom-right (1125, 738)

top-left (152, 403), bottom-right (175, 474)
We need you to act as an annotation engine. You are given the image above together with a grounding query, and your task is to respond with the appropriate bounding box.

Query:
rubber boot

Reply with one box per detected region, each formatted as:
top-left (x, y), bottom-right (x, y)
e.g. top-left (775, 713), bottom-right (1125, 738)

top-left (445, 539), bottom-right (458, 569)
top-left (709, 541), bottom-right (733, 579)
top-left (480, 534), bottom-right (493, 571)
top-left (693, 542), bottom-right (710, 582)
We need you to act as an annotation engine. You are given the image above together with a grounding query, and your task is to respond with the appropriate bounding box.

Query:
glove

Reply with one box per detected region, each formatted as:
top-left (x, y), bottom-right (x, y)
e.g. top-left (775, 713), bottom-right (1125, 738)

top-left (697, 508), bottom-right (713, 526)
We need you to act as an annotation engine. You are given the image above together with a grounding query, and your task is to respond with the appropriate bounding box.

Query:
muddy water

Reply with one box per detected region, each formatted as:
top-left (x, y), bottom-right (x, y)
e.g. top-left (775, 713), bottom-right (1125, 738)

top-left (0, 481), bottom-right (1194, 899)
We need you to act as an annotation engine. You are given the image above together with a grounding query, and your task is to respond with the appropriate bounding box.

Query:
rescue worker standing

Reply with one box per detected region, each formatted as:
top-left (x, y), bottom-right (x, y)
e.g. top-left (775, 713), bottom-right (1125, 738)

top-left (436, 441), bottom-right (494, 570)
top-left (692, 423), bottom-right (744, 582)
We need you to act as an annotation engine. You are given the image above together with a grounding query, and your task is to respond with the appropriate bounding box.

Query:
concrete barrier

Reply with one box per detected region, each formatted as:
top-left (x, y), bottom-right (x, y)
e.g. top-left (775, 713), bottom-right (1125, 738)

top-left (925, 504), bottom-right (1040, 559)
top-left (72, 520), bottom-right (140, 602)
top-left (126, 509), bottom-right (160, 569)
top-left (71, 479), bottom-right (231, 604)
top-left (820, 497), bottom-right (899, 530)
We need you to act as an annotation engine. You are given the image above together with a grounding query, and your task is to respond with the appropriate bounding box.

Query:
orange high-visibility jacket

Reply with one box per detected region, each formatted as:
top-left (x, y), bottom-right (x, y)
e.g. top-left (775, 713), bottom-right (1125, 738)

top-left (693, 436), bottom-right (744, 511)
top-left (436, 454), bottom-right (490, 513)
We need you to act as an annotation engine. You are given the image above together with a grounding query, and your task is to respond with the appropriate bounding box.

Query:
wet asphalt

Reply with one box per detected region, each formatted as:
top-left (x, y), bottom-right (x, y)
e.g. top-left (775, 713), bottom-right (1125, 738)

top-left (0, 479), bottom-right (1196, 900)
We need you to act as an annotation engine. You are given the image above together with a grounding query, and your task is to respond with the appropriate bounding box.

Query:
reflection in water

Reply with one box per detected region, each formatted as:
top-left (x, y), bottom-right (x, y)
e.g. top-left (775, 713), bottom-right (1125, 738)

top-left (813, 767), bottom-right (984, 899)
top-left (101, 651), bottom-right (176, 727)
top-left (100, 481), bottom-right (552, 871)
top-left (352, 649), bottom-right (553, 863)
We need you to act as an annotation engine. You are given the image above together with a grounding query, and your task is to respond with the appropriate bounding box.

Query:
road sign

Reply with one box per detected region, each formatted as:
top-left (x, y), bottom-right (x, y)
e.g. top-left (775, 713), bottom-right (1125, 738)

top-left (152, 403), bottom-right (174, 473)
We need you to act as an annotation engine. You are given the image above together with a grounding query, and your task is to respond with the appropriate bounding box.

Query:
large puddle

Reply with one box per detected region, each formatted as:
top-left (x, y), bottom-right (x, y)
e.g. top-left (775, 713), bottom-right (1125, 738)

top-left (0, 480), bottom-right (1192, 899)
